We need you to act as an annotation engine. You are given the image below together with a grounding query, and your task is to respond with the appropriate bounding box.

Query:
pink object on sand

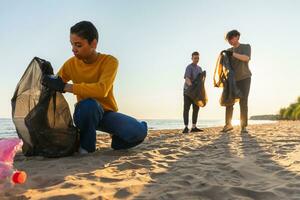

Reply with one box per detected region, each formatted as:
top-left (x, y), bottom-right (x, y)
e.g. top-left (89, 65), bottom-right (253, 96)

top-left (0, 138), bottom-right (24, 182)
top-left (0, 138), bottom-right (23, 164)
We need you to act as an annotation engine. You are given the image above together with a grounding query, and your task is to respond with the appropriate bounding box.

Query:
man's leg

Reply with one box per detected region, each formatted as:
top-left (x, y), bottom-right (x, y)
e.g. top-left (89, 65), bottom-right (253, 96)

top-left (192, 103), bottom-right (199, 127)
top-left (190, 102), bottom-right (203, 132)
top-left (222, 105), bottom-right (234, 132)
top-left (99, 112), bottom-right (148, 150)
top-left (225, 105), bottom-right (234, 126)
top-left (183, 94), bottom-right (192, 133)
top-left (237, 78), bottom-right (251, 129)
top-left (73, 98), bottom-right (104, 153)
top-left (183, 94), bottom-right (192, 126)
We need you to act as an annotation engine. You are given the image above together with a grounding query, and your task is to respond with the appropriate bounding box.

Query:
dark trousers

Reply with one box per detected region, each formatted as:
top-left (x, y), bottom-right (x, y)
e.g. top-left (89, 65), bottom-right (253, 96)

top-left (225, 77), bottom-right (251, 128)
top-left (73, 98), bottom-right (148, 152)
top-left (183, 94), bottom-right (199, 126)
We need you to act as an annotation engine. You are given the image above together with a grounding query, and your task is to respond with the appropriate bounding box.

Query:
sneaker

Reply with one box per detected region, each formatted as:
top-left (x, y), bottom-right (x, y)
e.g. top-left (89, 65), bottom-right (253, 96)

top-left (221, 124), bottom-right (233, 133)
top-left (79, 147), bottom-right (89, 155)
top-left (190, 127), bottom-right (204, 132)
top-left (241, 127), bottom-right (248, 133)
top-left (182, 127), bottom-right (189, 133)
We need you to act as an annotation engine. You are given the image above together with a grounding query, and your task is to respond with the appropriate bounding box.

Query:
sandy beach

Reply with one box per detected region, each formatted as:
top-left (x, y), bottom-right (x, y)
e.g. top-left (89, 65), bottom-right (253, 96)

top-left (1, 121), bottom-right (300, 200)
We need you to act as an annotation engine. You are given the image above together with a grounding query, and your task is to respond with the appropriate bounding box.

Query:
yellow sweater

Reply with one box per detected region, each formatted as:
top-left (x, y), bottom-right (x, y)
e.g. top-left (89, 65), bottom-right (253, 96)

top-left (58, 54), bottom-right (118, 112)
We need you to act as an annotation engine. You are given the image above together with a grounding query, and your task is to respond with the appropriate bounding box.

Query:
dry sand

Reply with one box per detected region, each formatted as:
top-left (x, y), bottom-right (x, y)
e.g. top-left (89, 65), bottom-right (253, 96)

top-left (1, 121), bottom-right (300, 200)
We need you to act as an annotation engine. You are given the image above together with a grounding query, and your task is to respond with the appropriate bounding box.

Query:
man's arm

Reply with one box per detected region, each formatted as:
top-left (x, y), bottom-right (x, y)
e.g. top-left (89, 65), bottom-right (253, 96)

top-left (232, 44), bottom-right (251, 62)
top-left (184, 66), bottom-right (193, 86)
top-left (232, 53), bottom-right (250, 62)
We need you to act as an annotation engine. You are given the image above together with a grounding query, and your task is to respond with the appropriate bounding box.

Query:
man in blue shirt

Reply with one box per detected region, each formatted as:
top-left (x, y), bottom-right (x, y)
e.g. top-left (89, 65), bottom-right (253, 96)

top-left (183, 51), bottom-right (204, 133)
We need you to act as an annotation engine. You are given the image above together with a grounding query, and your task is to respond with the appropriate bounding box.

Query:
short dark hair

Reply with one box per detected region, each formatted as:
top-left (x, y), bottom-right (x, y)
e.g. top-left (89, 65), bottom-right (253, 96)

top-left (226, 30), bottom-right (240, 40)
top-left (70, 21), bottom-right (99, 44)
top-left (192, 51), bottom-right (199, 57)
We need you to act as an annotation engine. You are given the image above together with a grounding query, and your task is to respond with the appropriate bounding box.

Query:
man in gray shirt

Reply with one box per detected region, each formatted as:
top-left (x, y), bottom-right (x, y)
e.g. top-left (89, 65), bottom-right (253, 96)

top-left (182, 51), bottom-right (204, 133)
top-left (222, 30), bottom-right (252, 133)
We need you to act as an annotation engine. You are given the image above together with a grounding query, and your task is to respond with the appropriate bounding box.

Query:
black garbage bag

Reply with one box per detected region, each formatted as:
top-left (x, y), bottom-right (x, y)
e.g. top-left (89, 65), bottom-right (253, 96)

top-left (184, 71), bottom-right (208, 107)
top-left (213, 52), bottom-right (242, 106)
top-left (11, 57), bottom-right (78, 158)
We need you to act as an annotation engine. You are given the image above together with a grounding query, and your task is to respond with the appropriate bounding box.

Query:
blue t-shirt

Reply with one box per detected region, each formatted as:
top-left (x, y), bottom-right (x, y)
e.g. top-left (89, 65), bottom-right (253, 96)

top-left (183, 63), bottom-right (203, 91)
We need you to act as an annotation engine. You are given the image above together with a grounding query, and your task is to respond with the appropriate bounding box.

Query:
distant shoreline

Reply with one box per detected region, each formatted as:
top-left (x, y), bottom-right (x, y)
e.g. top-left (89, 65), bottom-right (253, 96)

top-left (0, 119), bottom-right (276, 139)
top-left (250, 114), bottom-right (280, 120)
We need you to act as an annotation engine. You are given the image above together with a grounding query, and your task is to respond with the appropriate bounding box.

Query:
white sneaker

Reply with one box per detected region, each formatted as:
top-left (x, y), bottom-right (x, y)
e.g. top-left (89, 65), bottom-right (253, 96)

top-left (79, 147), bottom-right (89, 155)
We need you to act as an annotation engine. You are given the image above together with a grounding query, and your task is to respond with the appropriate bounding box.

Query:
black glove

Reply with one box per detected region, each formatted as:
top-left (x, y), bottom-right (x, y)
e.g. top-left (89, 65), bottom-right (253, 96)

top-left (221, 50), bottom-right (233, 57)
top-left (42, 75), bottom-right (66, 93)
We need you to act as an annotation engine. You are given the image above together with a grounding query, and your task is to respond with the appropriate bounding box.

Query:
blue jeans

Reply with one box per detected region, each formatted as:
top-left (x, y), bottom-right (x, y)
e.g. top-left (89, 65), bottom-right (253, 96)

top-left (73, 99), bottom-right (148, 152)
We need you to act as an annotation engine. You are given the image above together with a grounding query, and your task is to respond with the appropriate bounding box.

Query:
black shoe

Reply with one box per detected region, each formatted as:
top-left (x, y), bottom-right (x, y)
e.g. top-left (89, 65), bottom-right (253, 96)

top-left (221, 125), bottom-right (233, 133)
top-left (190, 127), bottom-right (204, 132)
top-left (241, 127), bottom-right (248, 133)
top-left (182, 127), bottom-right (189, 133)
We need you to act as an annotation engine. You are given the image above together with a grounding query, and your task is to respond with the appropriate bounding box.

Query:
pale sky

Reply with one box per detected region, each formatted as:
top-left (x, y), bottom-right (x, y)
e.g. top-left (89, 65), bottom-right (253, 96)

top-left (0, 0), bottom-right (299, 120)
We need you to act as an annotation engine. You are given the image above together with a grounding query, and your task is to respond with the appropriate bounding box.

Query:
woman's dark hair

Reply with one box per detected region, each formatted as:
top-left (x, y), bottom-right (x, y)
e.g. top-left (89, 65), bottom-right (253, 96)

top-left (70, 21), bottom-right (99, 44)
top-left (226, 30), bottom-right (240, 40)
top-left (192, 51), bottom-right (199, 57)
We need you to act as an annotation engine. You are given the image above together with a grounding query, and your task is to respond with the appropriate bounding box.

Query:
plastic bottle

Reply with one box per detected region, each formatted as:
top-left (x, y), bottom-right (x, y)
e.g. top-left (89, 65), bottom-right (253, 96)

top-left (0, 138), bottom-right (26, 191)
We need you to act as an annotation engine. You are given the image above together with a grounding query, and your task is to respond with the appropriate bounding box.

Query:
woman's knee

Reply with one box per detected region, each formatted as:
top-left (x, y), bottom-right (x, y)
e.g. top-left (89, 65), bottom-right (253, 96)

top-left (73, 98), bottom-right (103, 127)
top-left (123, 121), bottom-right (148, 143)
top-left (111, 121), bottom-right (148, 150)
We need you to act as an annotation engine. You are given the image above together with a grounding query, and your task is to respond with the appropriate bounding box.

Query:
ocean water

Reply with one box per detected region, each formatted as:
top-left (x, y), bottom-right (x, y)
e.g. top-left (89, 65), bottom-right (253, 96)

top-left (0, 118), bottom-right (18, 139)
top-left (0, 118), bottom-right (275, 139)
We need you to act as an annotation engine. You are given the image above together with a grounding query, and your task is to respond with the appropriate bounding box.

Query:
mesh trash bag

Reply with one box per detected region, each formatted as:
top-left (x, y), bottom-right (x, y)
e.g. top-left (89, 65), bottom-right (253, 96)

top-left (184, 71), bottom-right (208, 107)
top-left (11, 57), bottom-right (78, 157)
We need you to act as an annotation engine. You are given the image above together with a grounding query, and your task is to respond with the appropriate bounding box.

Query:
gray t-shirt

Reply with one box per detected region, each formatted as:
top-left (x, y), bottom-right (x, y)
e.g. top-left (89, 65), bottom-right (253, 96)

top-left (228, 43), bottom-right (252, 81)
top-left (183, 63), bottom-right (203, 90)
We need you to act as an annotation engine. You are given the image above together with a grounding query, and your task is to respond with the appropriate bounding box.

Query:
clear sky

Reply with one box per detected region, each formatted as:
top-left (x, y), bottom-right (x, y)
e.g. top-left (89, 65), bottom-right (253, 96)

top-left (0, 0), bottom-right (299, 120)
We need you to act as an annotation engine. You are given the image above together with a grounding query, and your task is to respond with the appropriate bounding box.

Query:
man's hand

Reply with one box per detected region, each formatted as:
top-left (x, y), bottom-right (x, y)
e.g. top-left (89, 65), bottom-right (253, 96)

top-left (42, 75), bottom-right (66, 93)
top-left (221, 50), bottom-right (233, 57)
top-left (185, 77), bottom-right (192, 86)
